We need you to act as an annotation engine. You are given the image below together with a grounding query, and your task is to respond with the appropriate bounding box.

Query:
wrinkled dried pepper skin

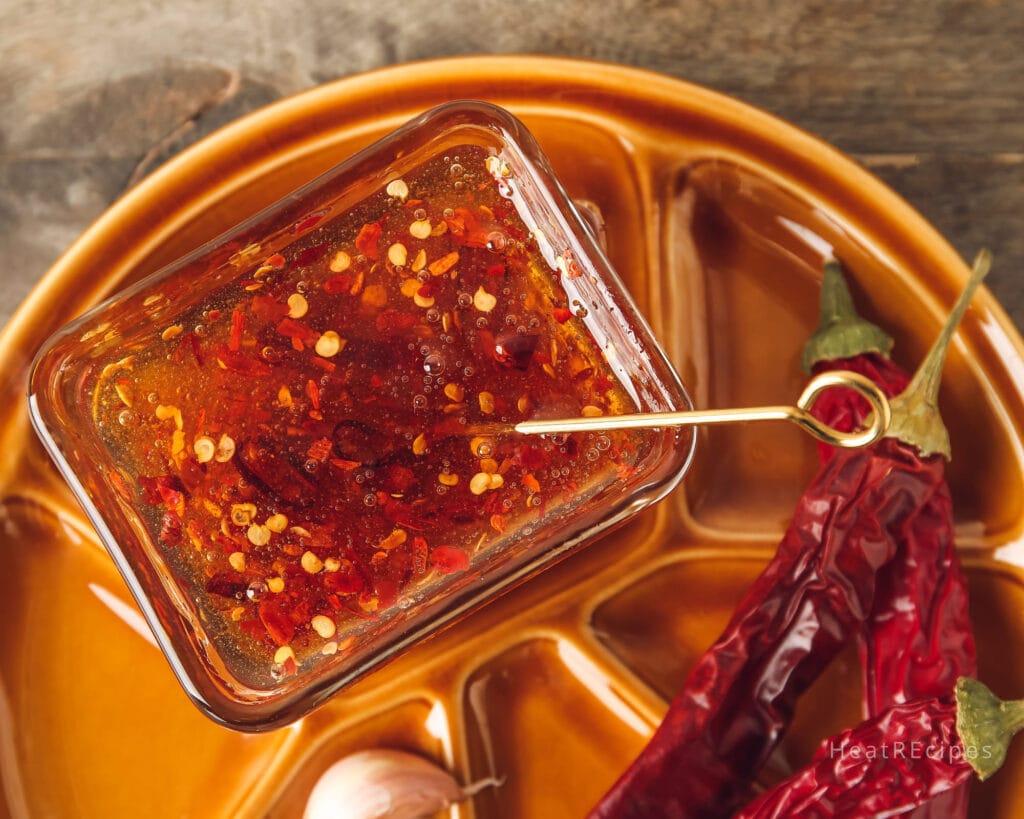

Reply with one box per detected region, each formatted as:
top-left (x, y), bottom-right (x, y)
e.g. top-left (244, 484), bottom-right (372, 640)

top-left (588, 438), bottom-right (944, 819)
top-left (812, 354), bottom-right (977, 819)
top-left (732, 697), bottom-right (972, 819)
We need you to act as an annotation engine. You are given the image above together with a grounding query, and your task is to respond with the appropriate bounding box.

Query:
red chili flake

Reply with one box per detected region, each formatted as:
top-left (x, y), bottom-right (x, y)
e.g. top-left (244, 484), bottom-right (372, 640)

top-left (490, 514), bottom-right (507, 533)
top-left (369, 374), bottom-right (384, 389)
top-left (276, 317), bottom-right (320, 346)
top-left (250, 294), bottom-right (289, 322)
top-left (206, 573), bottom-right (245, 599)
top-left (288, 600), bottom-right (312, 625)
top-left (327, 594), bottom-right (342, 611)
top-left (310, 357), bottom-right (336, 372)
top-left (417, 280), bottom-right (439, 298)
top-left (324, 274), bottom-right (353, 294)
top-left (307, 437), bottom-right (333, 462)
top-left (305, 379), bottom-right (321, 410)
top-left (355, 221), bottom-right (383, 259)
top-left (552, 307), bottom-right (572, 323)
top-left (214, 346), bottom-right (273, 377)
top-left (430, 546), bottom-right (469, 575)
top-left (323, 561), bottom-right (365, 594)
top-left (375, 310), bottom-right (418, 334)
top-left (293, 212), bottom-right (325, 234)
top-left (592, 375), bottom-right (615, 394)
top-left (159, 512), bottom-right (182, 545)
top-left (411, 537), bottom-right (429, 575)
top-left (297, 242), bottom-right (328, 267)
top-left (207, 309), bottom-right (222, 322)
top-left (258, 597), bottom-right (295, 646)
top-left (266, 253), bottom-right (286, 269)
top-left (239, 618), bottom-right (266, 640)
top-left (183, 331), bottom-right (204, 367)
top-left (486, 263), bottom-right (506, 277)
top-left (139, 475), bottom-right (186, 515)
top-left (228, 309), bottom-right (245, 351)
top-left (330, 458), bottom-right (360, 471)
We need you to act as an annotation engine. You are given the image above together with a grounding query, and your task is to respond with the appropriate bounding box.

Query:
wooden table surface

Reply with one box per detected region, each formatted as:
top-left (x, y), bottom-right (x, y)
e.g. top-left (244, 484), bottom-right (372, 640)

top-left (2, 0), bottom-right (1021, 329)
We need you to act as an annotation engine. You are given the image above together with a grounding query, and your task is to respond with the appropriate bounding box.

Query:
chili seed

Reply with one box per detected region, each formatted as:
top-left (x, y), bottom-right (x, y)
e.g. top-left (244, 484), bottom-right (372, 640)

top-left (321, 641), bottom-right (339, 655)
top-left (266, 513), bottom-right (288, 533)
top-left (478, 391), bottom-right (495, 414)
top-left (311, 615), bottom-right (336, 639)
top-left (412, 433), bottom-right (428, 455)
top-left (473, 286), bottom-right (497, 312)
top-left (267, 576), bottom-right (285, 593)
top-left (479, 458), bottom-right (499, 474)
top-left (324, 557), bottom-right (341, 572)
top-left (411, 248), bottom-right (427, 272)
top-left (228, 551), bottom-right (246, 572)
top-left (247, 524), bottom-right (271, 546)
top-left (114, 382), bottom-right (134, 407)
top-left (386, 178), bottom-right (409, 200)
top-left (155, 404), bottom-right (183, 429)
top-left (194, 436), bottom-right (216, 463)
top-left (469, 472), bottom-right (492, 495)
top-left (278, 386), bottom-right (293, 408)
top-left (215, 434), bottom-right (236, 462)
top-left (231, 503), bottom-right (257, 526)
top-left (301, 551), bottom-right (324, 574)
top-left (379, 529), bottom-right (408, 550)
top-left (287, 293), bottom-right (309, 318)
top-left (582, 405), bottom-right (604, 417)
top-left (230, 606), bottom-right (245, 621)
top-left (401, 278), bottom-right (420, 297)
top-left (414, 291), bottom-right (435, 309)
top-left (273, 645), bottom-right (295, 665)
top-left (438, 473), bottom-right (459, 486)
top-left (388, 242), bottom-right (408, 267)
top-left (410, 220), bottom-right (432, 239)
top-left (315, 331), bottom-right (343, 358)
top-left (444, 383), bottom-right (465, 402)
top-left (329, 250), bottom-right (351, 272)
top-left (161, 325), bottom-right (184, 341)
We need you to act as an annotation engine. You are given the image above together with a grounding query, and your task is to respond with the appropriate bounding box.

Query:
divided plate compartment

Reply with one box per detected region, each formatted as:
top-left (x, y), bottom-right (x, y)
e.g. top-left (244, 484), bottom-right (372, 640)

top-left (1, 60), bottom-right (1023, 817)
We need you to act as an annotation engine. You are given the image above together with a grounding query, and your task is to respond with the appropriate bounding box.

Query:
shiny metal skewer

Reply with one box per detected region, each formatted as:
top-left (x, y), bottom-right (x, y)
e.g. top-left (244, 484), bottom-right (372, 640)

top-left (513, 370), bottom-right (892, 449)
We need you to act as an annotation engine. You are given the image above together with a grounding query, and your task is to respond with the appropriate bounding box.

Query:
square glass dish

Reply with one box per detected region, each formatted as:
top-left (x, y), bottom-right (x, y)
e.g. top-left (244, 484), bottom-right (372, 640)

top-left (27, 101), bottom-right (694, 730)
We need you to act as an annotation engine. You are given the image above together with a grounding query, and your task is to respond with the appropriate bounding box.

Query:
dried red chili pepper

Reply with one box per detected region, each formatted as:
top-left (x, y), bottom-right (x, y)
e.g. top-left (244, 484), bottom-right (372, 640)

top-left (589, 256), bottom-right (990, 819)
top-left (733, 677), bottom-right (1024, 819)
top-left (803, 260), bottom-right (980, 819)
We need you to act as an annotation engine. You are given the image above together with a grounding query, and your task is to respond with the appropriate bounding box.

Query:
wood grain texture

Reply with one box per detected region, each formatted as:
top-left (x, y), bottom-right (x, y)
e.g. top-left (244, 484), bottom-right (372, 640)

top-left (1, 0), bottom-right (1020, 326)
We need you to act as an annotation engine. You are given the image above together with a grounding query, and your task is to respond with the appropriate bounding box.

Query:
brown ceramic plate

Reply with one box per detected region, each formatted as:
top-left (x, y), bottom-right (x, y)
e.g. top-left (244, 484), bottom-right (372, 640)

top-left (1, 56), bottom-right (1022, 818)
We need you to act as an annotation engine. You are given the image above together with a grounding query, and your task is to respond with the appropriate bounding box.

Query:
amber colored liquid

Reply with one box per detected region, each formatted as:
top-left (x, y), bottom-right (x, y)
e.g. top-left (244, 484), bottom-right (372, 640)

top-left (71, 143), bottom-right (654, 691)
top-left (2, 98), bottom-right (1023, 818)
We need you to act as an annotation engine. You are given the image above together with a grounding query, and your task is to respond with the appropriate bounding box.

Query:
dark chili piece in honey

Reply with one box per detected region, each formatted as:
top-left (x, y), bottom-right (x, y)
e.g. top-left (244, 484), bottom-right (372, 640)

top-left (589, 255), bottom-right (990, 819)
top-left (803, 260), bottom-right (980, 819)
top-left (733, 677), bottom-right (1024, 819)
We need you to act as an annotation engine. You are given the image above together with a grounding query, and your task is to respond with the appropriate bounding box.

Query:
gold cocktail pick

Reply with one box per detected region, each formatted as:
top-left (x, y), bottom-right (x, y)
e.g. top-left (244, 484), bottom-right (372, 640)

top-left (513, 370), bottom-right (891, 449)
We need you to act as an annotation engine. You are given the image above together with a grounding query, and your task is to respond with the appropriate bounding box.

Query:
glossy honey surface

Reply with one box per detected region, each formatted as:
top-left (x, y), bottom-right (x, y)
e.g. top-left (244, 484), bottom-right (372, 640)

top-left (2, 57), bottom-right (1023, 817)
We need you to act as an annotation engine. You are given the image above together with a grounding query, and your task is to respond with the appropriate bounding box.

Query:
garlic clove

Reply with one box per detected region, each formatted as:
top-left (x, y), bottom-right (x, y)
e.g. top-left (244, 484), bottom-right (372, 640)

top-left (303, 749), bottom-right (464, 819)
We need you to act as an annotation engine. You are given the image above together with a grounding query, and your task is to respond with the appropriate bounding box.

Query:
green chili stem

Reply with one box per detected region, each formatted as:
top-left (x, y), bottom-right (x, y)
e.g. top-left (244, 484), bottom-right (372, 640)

top-left (956, 676), bottom-right (1024, 781)
top-left (885, 250), bottom-right (992, 460)
top-left (801, 260), bottom-right (894, 372)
